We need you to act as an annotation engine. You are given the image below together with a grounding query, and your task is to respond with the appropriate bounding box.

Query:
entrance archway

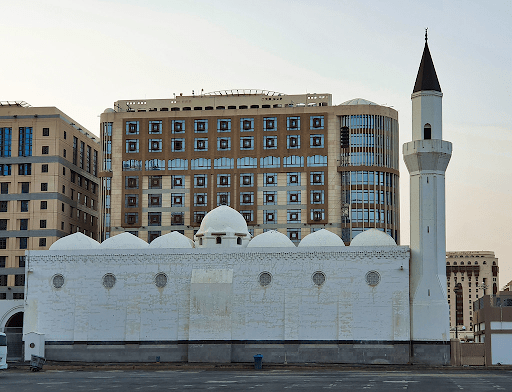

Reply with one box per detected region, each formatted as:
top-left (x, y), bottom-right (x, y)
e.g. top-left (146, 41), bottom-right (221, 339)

top-left (4, 311), bottom-right (23, 360)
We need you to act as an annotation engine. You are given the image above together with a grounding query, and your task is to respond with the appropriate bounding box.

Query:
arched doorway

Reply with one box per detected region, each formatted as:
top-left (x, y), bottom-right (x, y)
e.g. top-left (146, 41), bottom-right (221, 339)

top-left (4, 312), bottom-right (23, 360)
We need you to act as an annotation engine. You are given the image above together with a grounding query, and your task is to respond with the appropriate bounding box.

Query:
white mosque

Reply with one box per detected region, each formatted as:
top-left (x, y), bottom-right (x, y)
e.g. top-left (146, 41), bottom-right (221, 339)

top-left (22, 37), bottom-right (452, 365)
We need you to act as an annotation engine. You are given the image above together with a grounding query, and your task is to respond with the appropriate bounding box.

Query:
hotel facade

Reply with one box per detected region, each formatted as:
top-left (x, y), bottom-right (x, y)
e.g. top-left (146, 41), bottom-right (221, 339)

top-left (100, 91), bottom-right (400, 244)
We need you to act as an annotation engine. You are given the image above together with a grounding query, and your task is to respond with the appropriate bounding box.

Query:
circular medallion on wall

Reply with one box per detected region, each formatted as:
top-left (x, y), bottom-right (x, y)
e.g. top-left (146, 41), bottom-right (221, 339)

top-left (102, 273), bottom-right (116, 289)
top-left (312, 271), bottom-right (326, 286)
top-left (52, 274), bottom-right (65, 289)
top-left (365, 270), bottom-right (381, 286)
top-left (154, 272), bottom-right (168, 288)
top-left (258, 272), bottom-right (272, 287)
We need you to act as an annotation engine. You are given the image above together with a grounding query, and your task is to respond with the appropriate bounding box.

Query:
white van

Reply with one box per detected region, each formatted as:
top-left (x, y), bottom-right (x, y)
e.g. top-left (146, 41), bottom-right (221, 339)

top-left (0, 332), bottom-right (7, 370)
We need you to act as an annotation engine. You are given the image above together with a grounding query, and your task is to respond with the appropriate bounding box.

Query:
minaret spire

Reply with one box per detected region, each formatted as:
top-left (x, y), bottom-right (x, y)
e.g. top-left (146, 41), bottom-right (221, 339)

top-left (425, 28), bottom-right (428, 42)
top-left (413, 31), bottom-right (441, 94)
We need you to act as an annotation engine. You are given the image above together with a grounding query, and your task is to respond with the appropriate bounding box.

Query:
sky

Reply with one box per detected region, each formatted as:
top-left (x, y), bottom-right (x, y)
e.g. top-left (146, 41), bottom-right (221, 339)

top-left (2, 0), bottom-right (511, 284)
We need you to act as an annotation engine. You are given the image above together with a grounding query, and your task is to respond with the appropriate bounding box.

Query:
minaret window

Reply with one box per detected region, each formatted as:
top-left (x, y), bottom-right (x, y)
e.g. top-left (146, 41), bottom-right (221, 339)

top-left (424, 124), bottom-right (431, 140)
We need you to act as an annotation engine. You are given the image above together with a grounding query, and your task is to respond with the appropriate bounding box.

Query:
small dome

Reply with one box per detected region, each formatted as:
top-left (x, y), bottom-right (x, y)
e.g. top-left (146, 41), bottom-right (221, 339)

top-left (100, 232), bottom-right (149, 249)
top-left (196, 205), bottom-right (250, 237)
top-left (49, 232), bottom-right (101, 251)
top-left (103, 108), bottom-right (115, 113)
top-left (247, 230), bottom-right (296, 248)
top-left (339, 98), bottom-right (378, 106)
top-left (149, 231), bottom-right (194, 249)
top-left (350, 228), bottom-right (396, 247)
top-left (298, 229), bottom-right (345, 247)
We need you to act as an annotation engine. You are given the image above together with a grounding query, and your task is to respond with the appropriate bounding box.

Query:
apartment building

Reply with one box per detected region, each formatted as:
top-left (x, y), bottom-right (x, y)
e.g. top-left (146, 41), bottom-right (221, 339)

top-left (0, 102), bottom-right (100, 304)
top-left (446, 251), bottom-right (499, 336)
top-left (100, 91), bottom-right (400, 244)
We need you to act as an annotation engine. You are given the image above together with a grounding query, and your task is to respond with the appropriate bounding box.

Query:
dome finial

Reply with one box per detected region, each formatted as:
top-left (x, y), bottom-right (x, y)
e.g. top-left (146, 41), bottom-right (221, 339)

top-left (425, 27), bottom-right (428, 43)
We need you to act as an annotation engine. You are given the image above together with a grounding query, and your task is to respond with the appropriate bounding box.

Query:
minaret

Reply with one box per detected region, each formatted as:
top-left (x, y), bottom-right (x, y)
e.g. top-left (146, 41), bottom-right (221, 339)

top-left (404, 33), bottom-right (452, 347)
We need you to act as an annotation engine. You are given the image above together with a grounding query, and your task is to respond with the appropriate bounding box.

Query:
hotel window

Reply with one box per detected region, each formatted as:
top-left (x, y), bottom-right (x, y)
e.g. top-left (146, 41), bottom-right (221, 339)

top-left (287, 172), bottom-right (300, 186)
top-left (148, 231), bottom-right (161, 243)
top-left (194, 138), bottom-right (208, 151)
top-left (194, 174), bottom-right (207, 188)
top-left (149, 194), bottom-right (162, 207)
top-left (217, 192), bottom-right (230, 206)
top-left (125, 176), bottom-right (139, 189)
top-left (149, 139), bottom-right (162, 152)
top-left (145, 159), bottom-right (165, 171)
top-left (18, 127), bottom-right (33, 157)
top-left (283, 156), bottom-right (304, 167)
top-left (126, 121), bottom-right (139, 135)
top-left (149, 120), bottom-right (162, 134)
top-left (40, 201), bottom-right (47, 209)
top-left (310, 134), bottom-right (324, 148)
top-left (0, 183), bottom-right (7, 194)
top-left (20, 219), bottom-right (28, 230)
top-left (217, 137), bottom-right (231, 151)
top-left (18, 163), bottom-right (31, 175)
top-left (20, 201), bottom-right (29, 212)
top-left (0, 201), bottom-right (7, 212)
top-left (264, 136), bottom-right (277, 150)
top-left (42, 146), bottom-right (49, 155)
top-left (148, 212), bottom-right (161, 226)
top-left (310, 116), bottom-right (324, 129)
top-left (311, 209), bottom-right (325, 221)
top-left (263, 117), bottom-right (277, 131)
top-left (0, 237), bottom-right (6, 249)
top-left (172, 212), bottom-right (184, 225)
top-left (126, 139), bottom-right (139, 153)
top-left (19, 237), bottom-right (28, 249)
top-left (172, 175), bottom-right (185, 188)
top-left (0, 164), bottom-right (11, 176)
top-left (264, 191), bottom-right (277, 205)
top-left (287, 209), bottom-right (301, 223)
top-left (217, 119), bottom-right (231, 132)
top-left (171, 193), bottom-right (184, 207)
top-left (172, 120), bottom-right (185, 133)
top-left (264, 173), bottom-right (277, 186)
top-left (149, 176), bottom-right (162, 189)
top-left (287, 116), bottom-right (300, 131)
top-left (287, 191), bottom-right (301, 204)
top-left (264, 210), bottom-right (276, 224)
top-left (240, 136), bottom-right (254, 150)
top-left (260, 156), bottom-right (280, 168)
top-left (191, 158), bottom-right (211, 170)
top-left (307, 155), bottom-right (327, 167)
top-left (0, 220), bottom-right (6, 230)
top-left (125, 194), bottom-right (139, 208)
top-left (288, 228), bottom-right (301, 241)
top-left (241, 210), bottom-right (253, 222)
top-left (310, 171), bottom-right (324, 185)
top-left (125, 212), bottom-right (138, 225)
top-left (214, 157), bottom-right (234, 169)
top-left (194, 119), bottom-right (208, 133)
top-left (21, 182), bottom-right (29, 193)
top-left (240, 192), bottom-right (254, 205)
top-left (237, 157), bottom-right (257, 168)
top-left (0, 127), bottom-right (12, 157)
top-left (42, 164), bottom-right (48, 173)
top-left (311, 190), bottom-right (325, 204)
top-left (40, 219), bottom-right (47, 228)
top-left (193, 211), bottom-right (206, 224)
top-left (217, 174), bottom-right (230, 187)
top-left (287, 135), bottom-right (300, 149)
top-left (240, 118), bottom-right (254, 132)
top-left (171, 138), bottom-right (185, 152)
top-left (194, 193), bottom-right (207, 206)
top-left (168, 158), bottom-right (188, 171)
top-left (41, 183), bottom-right (48, 192)
top-left (240, 173), bottom-right (254, 187)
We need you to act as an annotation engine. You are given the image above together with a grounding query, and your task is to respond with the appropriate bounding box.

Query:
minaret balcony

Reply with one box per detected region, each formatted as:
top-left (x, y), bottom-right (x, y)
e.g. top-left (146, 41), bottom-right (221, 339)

top-left (403, 139), bottom-right (452, 174)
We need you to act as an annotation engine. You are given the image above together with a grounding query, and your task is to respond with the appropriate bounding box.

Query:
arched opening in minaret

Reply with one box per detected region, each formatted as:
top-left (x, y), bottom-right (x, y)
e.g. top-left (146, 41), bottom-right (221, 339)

top-left (424, 124), bottom-right (432, 140)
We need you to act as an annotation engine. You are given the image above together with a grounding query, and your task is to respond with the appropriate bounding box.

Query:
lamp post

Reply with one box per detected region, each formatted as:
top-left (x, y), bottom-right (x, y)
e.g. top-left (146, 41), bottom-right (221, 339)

top-left (453, 283), bottom-right (463, 339)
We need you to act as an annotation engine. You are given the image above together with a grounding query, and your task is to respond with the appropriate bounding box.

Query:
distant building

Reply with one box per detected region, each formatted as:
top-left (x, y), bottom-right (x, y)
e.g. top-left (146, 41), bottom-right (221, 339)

top-left (474, 291), bottom-right (512, 365)
top-left (99, 92), bottom-right (400, 245)
top-left (446, 251), bottom-right (499, 338)
top-left (0, 102), bottom-right (100, 357)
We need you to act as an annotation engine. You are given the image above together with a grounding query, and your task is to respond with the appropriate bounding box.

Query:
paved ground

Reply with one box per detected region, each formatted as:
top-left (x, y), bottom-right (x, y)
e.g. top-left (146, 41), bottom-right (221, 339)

top-left (1, 368), bottom-right (512, 391)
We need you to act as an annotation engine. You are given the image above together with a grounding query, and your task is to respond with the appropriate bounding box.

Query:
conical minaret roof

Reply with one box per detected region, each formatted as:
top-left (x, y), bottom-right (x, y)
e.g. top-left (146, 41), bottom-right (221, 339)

top-left (413, 38), bottom-right (441, 93)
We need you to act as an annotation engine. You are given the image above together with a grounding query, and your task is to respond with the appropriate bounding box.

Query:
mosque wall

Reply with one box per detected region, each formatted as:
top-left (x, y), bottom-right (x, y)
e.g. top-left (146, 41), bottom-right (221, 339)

top-left (24, 246), bottom-right (412, 363)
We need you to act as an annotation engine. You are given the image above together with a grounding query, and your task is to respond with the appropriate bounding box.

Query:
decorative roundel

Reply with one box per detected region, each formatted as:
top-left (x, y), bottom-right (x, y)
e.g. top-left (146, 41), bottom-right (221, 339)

top-left (365, 271), bottom-right (381, 286)
top-left (259, 272), bottom-right (272, 287)
top-left (102, 273), bottom-right (116, 289)
top-left (154, 273), bottom-right (168, 288)
top-left (312, 271), bottom-right (326, 286)
top-left (52, 274), bottom-right (64, 289)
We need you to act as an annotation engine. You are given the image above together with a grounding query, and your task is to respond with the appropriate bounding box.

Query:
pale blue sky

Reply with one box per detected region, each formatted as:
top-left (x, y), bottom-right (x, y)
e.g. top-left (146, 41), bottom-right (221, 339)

top-left (2, 0), bottom-right (511, 283)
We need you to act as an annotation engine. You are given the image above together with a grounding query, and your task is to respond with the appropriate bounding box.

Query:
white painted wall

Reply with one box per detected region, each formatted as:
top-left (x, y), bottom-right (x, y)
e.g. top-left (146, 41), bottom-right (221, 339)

top-left (491, 334), bottom-right (512, 365)
top-left (24, 246), bottom-right (410, 343)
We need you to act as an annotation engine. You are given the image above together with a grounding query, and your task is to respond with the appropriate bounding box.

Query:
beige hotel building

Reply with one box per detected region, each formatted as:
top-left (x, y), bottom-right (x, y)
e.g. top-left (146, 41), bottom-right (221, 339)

top-left (100, 90), bottom-right (400, 244)
top-left (0, 102), bottom-right (100, 303)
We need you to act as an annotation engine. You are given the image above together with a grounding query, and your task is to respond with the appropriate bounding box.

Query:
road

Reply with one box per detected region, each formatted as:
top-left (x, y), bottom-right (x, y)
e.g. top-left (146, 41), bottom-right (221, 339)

top-left (1, 369), bottom-right (511, 391)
